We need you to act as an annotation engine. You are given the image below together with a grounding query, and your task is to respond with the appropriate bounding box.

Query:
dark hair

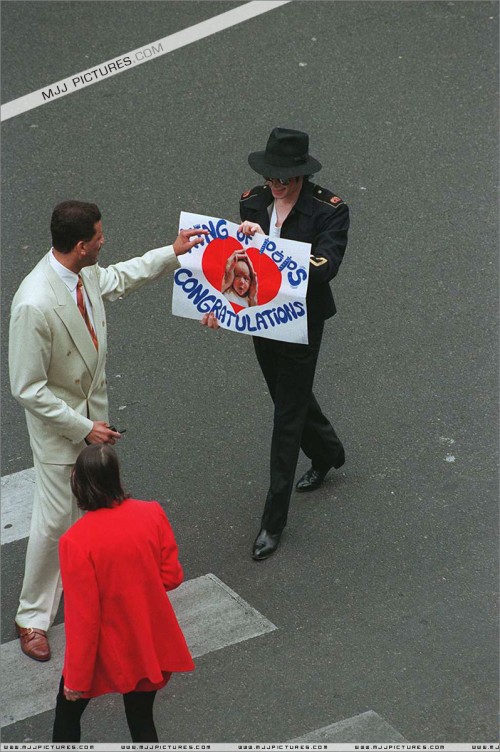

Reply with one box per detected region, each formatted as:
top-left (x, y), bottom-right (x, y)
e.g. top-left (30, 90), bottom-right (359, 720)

top-left (51, 201), bottom-right (101, 253)
top-left (71, 444), bottom-right (128, 511)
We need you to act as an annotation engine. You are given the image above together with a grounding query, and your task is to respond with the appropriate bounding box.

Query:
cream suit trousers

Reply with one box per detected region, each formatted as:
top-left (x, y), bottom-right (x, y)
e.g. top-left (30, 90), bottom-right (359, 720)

top-left (16, 460), bottom-right (82, 630)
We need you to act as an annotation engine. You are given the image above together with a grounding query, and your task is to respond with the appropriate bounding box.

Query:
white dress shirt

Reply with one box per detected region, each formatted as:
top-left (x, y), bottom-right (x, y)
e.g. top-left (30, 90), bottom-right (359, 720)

top-left (269, 203), bottom-right (282, 239)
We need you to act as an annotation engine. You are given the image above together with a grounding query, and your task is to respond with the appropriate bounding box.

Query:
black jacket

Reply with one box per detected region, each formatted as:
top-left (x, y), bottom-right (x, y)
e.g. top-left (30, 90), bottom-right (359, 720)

top-left (240, 180), bottom-right (349, 323)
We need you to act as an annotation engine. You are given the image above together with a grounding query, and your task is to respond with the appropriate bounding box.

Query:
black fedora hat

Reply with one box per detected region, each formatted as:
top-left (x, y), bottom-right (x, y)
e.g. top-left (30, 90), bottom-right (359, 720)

top-left (248, 127), bottom-right (322, 179)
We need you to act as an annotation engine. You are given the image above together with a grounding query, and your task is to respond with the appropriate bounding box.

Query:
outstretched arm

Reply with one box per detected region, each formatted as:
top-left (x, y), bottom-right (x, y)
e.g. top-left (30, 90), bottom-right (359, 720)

top-left (97, 228), bottom-right (207, 302)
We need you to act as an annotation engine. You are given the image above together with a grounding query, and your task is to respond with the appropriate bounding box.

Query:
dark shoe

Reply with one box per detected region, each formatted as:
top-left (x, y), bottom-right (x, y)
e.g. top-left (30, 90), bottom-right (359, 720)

top-left (15, 622), bottom-right (51, 662)
top-left (295, 467), bottom-right (328, 492)
top-left (252, 528), bottom-right (282, 561)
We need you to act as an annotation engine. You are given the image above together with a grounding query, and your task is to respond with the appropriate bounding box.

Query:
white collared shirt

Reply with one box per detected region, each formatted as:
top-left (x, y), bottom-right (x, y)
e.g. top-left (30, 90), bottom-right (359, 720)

top-left (269, 203), bottom-right (282, 239)
top-left (49, 250), bottom-right (96, 328)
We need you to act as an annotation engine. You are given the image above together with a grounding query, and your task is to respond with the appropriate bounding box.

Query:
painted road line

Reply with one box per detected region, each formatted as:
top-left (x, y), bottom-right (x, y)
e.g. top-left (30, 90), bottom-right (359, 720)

top-left (1, 467), bottom-right (35, 545)
top-left (0, 573), bottom-right (277, 727)
top-left (1, 1), bottom-right (291, 121)
top-left (290, 710), bottom-right (408, 743)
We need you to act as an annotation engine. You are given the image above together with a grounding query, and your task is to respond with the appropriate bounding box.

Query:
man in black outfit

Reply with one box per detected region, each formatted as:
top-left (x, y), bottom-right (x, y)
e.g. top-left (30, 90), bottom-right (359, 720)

top-left (204, 127), bottom-right (349, 560)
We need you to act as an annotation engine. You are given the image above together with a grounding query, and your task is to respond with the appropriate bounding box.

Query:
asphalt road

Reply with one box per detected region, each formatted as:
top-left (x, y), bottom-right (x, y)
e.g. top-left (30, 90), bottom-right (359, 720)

top-left (1, 1), bottom-right (498, 744)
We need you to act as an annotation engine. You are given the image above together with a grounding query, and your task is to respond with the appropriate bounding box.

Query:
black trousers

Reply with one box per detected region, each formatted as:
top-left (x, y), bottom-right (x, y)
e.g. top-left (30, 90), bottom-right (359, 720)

top-left (253, 320), bottom-right (344, 534)
top-left (52, 676), bottom-right (158, 742)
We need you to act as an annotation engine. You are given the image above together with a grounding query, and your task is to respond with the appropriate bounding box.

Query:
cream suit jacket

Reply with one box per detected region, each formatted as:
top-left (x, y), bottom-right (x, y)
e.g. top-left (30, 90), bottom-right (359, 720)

top-left (9, 246), bottom-right (180, 464)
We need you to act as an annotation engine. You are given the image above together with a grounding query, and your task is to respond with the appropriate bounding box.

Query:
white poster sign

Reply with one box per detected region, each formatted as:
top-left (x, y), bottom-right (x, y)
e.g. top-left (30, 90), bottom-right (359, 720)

top-left (172, 212), bottom-right (311, 344)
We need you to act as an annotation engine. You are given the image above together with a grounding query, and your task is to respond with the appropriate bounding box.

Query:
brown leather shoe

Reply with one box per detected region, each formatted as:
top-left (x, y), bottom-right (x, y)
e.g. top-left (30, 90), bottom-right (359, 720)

top-left (15, 622), bottom-right (51, 662)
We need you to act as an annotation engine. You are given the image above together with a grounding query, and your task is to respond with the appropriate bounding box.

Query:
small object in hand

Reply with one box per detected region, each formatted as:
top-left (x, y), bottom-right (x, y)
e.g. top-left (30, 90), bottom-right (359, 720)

top-left (108, 425), bottom-right (126, 433)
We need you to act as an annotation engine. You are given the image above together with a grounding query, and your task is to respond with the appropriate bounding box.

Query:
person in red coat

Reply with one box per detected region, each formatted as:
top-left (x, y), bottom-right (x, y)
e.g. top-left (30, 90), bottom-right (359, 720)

top-left (52, 443), bottom-right (194, 742)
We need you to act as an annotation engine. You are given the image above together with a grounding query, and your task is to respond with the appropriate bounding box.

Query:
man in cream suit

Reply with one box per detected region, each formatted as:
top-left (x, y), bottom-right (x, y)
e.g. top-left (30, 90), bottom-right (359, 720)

top-left (9, 200), bottom-right (203, 661)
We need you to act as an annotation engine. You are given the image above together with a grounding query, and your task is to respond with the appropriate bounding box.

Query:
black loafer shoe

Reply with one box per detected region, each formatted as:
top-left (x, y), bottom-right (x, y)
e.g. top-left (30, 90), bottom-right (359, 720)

top-left (252, 528), bottom-right (281, 561)
top-left (295, 467), bottom-right (328, 492)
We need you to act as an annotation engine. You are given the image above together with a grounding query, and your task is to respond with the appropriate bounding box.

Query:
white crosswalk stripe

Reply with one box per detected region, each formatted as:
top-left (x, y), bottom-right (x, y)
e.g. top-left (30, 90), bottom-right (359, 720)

top-left (290, 710), bottom-right (408, 743)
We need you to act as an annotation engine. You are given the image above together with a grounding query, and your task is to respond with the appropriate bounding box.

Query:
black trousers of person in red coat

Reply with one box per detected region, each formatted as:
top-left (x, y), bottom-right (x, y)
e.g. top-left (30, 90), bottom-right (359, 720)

top-left (52, 677), bottom-right (158, 742)
top-left (253, 319), bottom-right (345, 535)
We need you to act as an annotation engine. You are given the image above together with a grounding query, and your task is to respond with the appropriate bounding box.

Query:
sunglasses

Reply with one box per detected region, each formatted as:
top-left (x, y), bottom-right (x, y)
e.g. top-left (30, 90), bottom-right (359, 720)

top-left (263, 176), bottom-right (293, 186)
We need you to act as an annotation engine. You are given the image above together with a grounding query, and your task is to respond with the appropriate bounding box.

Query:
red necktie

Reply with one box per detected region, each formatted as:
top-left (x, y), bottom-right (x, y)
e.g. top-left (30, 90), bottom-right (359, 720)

top-left (76, 276), bottom-right (99, 350)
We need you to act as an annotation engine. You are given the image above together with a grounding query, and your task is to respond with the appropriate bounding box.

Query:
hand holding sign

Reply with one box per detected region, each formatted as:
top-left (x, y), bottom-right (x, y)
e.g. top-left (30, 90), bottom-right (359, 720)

top-left (238, 221), bottom-right (264, 237)
top-left (173, 227), bottom-right (208, 256)
top-left (201, 311), bottom-right (220, 329)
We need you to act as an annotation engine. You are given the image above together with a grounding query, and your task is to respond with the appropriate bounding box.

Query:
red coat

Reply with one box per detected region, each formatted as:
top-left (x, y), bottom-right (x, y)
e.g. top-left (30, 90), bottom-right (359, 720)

top-left (59, 498), bottom-right (195, 697)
